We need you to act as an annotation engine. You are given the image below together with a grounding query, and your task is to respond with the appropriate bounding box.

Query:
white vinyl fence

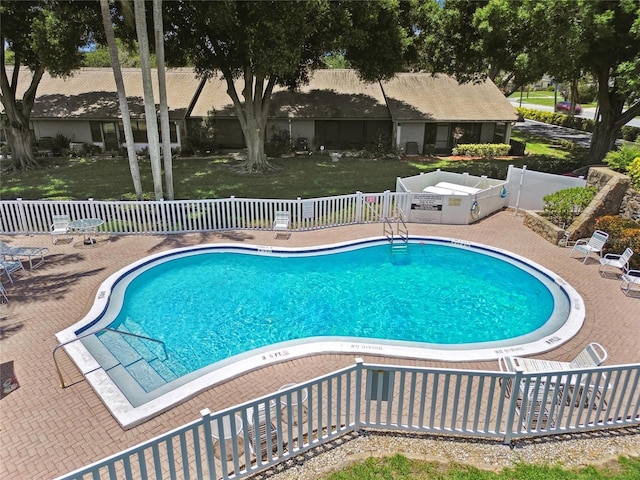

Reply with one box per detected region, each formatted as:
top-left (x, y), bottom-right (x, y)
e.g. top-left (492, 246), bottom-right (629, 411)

top-left (56, 360), bottom-right (640, 480)
top-left (506, 165), bottom-right (587, 212)
top-left (1, 192), bottom-right (405, 235)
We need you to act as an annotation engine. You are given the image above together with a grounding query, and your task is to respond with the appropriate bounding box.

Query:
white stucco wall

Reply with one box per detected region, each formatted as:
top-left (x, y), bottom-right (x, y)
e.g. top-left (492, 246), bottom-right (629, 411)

top-left (396, 122), bottom-right (425, 154)
top-left (32, 120), bottom-right (93, 144)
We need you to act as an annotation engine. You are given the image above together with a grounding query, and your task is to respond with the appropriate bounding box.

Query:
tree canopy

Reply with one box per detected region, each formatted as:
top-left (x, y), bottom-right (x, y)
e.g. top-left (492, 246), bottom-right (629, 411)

top-left (164, 0), bottom-right (412, 172)
top-left (415, 0), bottom-right (640, 163)
top-left (0, 0), bottom-right (100, 170)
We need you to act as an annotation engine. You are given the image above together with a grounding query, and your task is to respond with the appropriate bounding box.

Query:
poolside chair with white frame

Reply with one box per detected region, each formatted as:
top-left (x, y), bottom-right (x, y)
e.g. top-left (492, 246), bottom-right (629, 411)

top-left (498, 343), bottom-right (609, 409)
top-left (246, 401), bottom-right (281, 459)
top-left (0, 258), bottom-right (25, 283)
top-left (569, 230), bottom-right (609, 264)
top-left (599, 247), bottom-right (633, 278)
top-left (620, 269), bottom-right (640, 297)
top-left (0, 240), bottom-right (49, 269)
top-left (498, 342), bottom-right (608, 373)
top-left (272, 211), bottom-right (290, 239)
top-left (0, 281), bottom-right (8, 303)
top-left (50, 215), bottom-right (71, 244)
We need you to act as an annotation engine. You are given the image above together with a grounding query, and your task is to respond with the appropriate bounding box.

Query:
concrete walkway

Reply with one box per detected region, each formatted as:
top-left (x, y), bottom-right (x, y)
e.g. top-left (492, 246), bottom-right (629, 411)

top-left (0, 211), bottom-right (638, 479)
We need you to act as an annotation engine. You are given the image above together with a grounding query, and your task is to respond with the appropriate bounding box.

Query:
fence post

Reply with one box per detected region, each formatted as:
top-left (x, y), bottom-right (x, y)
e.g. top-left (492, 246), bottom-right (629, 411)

top-left (200, 408), bottom-right (217, 480)
top-left (382, 190), bottom-right (391, 220)
top-left (355, 191), bottom-right (363, 224)
top-left (354, 358), bottom-right (364, 431)
top-left (502, 368), bottom-right (523, 447)
top-left (15, 198), bottom-right (29, 234)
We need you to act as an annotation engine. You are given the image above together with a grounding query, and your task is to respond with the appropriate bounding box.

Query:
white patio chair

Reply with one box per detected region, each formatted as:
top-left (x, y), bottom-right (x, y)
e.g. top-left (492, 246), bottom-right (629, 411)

top-left (0, 281), bottom-right (8, 303)
top-left (50, 215), bottom-right (71, 244)
top-left (620, 269), bottom-right (640, 297)
top-left (599, 247), bottom-right (633, 278)
top-left (246, 402), bottom-right (280, 459)
top-left (0, 258), bottom-right (25, 283)
top-left (272, 211), bottom-right (290, 239)
top-left (0, 240), bottom-right (49, 269)
top-left (569, 230), bottom-right (609, 264)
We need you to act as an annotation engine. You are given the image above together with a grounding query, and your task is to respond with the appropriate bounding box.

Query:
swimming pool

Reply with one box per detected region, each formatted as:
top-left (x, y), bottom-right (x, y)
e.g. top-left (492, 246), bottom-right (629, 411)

top-left (57, 237), bottom-right (584, 428)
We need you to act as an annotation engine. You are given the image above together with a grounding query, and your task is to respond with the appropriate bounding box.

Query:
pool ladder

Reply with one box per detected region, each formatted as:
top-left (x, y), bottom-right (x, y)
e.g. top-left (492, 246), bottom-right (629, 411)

top-left (384, 209), bottom-right (409, 259)
top-left (53, 328), bottom-right (167, 388)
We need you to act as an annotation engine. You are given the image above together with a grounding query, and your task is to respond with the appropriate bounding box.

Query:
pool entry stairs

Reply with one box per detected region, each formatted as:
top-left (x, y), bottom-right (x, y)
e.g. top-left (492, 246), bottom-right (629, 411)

top-left (84, 318), bottom-right (189, 393)
top-left (384, 210), bottom-right (410, 265)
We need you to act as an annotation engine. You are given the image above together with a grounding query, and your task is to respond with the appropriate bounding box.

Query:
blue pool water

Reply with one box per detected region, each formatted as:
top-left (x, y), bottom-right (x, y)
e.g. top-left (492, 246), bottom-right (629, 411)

top-left (104, 241), bottom-right (556, 376)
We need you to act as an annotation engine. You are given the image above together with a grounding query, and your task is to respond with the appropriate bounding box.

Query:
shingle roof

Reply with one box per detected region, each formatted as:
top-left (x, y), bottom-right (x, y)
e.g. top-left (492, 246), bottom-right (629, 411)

top-left (4, 67), bottom-right (517, 123)
top-left (381, 73), bottom-right (519, 122)
top-left (4, 67), bottom-right (200, 120)
top-left (190, 69), bottom-right (391, 119)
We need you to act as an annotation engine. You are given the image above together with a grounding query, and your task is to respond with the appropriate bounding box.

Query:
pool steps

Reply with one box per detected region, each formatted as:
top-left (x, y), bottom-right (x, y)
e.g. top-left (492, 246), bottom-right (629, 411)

top-left (87, 318), bottom-right (189, 394)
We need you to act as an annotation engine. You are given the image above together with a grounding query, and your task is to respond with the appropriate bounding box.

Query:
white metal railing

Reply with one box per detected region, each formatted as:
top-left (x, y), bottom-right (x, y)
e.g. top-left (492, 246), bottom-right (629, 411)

top-left (56, 360), bottom-right (640, 480)
top-left (0, 192), bottom-right (402, 235)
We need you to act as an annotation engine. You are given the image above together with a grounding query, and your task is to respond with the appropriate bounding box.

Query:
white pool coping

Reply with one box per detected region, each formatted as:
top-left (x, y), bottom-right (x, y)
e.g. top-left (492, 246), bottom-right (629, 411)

top-left (56, 236), bottom-right (585, 429)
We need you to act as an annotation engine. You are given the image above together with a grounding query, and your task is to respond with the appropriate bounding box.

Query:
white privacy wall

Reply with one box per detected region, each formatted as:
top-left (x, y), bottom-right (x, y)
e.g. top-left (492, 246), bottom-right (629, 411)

top-left (505, 165), bottom-right (587, 211)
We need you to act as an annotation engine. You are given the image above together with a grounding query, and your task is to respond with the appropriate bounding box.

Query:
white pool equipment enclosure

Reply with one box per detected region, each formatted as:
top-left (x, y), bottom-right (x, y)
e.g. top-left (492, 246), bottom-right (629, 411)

top-left (396, 170), bottom-right (509, 224)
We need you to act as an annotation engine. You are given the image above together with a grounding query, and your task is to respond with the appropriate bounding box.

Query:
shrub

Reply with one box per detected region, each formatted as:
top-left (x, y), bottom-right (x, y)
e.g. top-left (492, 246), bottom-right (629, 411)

top-left (627, 156), bottom-right (640, 190)
top-left (85, 144), bottom-right (102, 156)
top-left (542, 186), bottom-right (598, 228)
top-left (265, 128), bottom-right (291, 158)
top-left (451, 143), bottom-right (511, 157)
top-left (51, 133), bottom-right (71, 156)
top-left (517, 108), bottom-right (640, 142)
top-left (604, 144), bottom-right (640, 172)
top-left (594, 215), bottom-right (640, 270)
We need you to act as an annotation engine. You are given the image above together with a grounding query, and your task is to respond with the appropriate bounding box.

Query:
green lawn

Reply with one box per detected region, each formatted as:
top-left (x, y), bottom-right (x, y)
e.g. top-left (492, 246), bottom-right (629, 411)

top-left (0, 134), bottom-right (590, 201)
top-left (324, 454), bottom-right (640, 480)
top-left (508, 90), bottom-right (597, 109)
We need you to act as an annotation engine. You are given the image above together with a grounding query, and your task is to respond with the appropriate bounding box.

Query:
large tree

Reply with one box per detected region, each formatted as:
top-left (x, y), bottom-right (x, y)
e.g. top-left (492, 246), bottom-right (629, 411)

top-left (416, 0), bottom-right (640, 163)
top-left (0, 1), bottom-right (100, 170)
top-left (165, 0), bottom-right (411, 173)
top-left (575, 0), bottom-right (640, 162)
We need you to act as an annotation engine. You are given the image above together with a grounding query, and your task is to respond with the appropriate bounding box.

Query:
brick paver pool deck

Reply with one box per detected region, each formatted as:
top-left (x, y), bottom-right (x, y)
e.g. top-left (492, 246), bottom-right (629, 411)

top-left (0, 210), bottom-right (638, 479)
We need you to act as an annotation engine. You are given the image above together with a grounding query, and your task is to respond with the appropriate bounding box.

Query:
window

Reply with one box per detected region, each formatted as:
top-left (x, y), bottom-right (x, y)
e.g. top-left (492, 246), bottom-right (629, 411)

top-left (90, 122), bottom-right (103, 143)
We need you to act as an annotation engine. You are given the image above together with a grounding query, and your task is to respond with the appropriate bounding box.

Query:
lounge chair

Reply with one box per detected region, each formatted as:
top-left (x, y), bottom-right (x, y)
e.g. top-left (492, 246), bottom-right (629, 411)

top-left (0, 259), bottom-right (25, 283)
top-left (0, 240), bottom-right (49, 269)
top-left (0, 281), bottom-right (7, 303)
top-left (620, 269), bottom-right (640, 297)
top-left (498, 343), bottom-right (609, 408)
top-left (599, 247), bottom-right (633, 278)
top-left (50, 215), bottom-right (71, 244)
top-left (498, 342), bottom-right (608, 373)
top-left (246, 402), bottom-right (280, 459)
top-left (569, 230), bottom-right (609, 264)
top-left (272, 211), bottom-right (290, 239)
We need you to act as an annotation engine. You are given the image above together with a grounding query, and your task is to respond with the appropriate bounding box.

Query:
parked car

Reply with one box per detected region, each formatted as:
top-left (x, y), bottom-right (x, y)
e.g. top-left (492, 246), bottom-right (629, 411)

top-left (555, 101), bottom-right (582, 114)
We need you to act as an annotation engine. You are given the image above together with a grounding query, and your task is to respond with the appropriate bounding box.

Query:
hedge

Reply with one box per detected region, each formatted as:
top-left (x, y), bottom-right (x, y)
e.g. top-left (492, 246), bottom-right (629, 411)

top-left (516, 107), bottom-right (640, 143)
top-left (451, 143), bottom-right (511, 157)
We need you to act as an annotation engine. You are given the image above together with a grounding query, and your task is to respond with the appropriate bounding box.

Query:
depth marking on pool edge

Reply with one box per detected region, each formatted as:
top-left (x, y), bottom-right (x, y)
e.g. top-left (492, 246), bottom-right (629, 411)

top-left (261, 349), bottom-right (290, 361)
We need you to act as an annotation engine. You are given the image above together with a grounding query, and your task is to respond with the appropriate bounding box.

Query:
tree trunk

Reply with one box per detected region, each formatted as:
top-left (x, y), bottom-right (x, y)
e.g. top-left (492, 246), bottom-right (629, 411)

top-left (134, 0), bottom-right (163, 200)
top-left (4, 124), bottom-right (37, 170)
top-left (100, 0), bottom-right (143, 200)
top-left (589, 120), bottom-right (619, 164)
top-left (588, 69), bottom-right (626, 164)
top-left (223, 69), bottom-right (275, 173)
top-left (0, 54), bottom-right (43, 170)
top-left (154, 0), bottom-right (174, 199)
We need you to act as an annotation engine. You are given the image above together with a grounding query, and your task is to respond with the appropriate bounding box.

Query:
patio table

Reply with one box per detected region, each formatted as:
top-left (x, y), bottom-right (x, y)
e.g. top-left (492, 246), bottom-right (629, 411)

top-left (68, 218), bottom-right (104, 245)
